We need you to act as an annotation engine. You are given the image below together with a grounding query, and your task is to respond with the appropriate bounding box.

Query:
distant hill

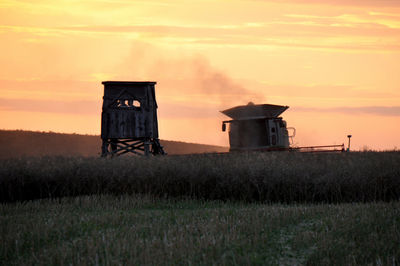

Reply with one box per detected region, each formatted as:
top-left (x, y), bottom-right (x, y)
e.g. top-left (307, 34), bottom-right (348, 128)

top-left (0, 130), bottom-right (228, 159)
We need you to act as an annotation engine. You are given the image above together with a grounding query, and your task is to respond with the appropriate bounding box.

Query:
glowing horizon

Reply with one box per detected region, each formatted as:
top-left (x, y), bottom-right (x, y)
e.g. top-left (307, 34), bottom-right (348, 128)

top-left (1, 0), bottom-right (400, 150)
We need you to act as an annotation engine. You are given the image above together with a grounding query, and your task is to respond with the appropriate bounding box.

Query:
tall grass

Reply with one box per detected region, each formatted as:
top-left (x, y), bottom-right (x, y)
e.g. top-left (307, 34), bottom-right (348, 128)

top-left (1, 195), bottom-right (399, 265)
top-left (0, 151), bottom-right (399, 203)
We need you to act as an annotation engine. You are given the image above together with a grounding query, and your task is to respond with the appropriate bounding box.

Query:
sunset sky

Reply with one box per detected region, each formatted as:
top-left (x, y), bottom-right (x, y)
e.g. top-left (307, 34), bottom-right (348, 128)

top-left (1, 0), bottom-right (399, 150)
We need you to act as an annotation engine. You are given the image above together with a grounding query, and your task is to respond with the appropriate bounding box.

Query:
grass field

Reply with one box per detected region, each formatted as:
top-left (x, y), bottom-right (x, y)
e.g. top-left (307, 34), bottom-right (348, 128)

top-left (1, 195), bottom-right (399, 265)
top-left (1, 151), bottom-right (399, 264)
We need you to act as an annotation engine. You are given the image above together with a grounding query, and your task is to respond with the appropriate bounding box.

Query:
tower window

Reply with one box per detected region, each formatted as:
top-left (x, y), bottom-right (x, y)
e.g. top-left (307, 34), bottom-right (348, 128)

top-left (133, 100), bottom-right (141, 108)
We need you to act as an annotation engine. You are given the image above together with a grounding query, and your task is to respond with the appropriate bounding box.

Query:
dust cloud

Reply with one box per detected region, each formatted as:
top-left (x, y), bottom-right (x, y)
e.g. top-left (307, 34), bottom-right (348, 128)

top-left (115, 43), bottom-right (265, 111)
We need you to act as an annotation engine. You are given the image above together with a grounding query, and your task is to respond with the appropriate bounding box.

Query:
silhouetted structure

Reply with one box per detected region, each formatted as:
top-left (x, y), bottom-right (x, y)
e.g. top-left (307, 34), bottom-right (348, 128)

top-left (101, 81), bottom-right (165, 156)
top-left (221, 103), bottom-right (292, 151)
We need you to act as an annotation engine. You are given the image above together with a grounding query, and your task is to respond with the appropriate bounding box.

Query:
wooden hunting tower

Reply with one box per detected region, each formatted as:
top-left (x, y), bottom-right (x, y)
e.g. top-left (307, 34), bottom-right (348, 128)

top-left (101, 81), bottom-right (165, 156)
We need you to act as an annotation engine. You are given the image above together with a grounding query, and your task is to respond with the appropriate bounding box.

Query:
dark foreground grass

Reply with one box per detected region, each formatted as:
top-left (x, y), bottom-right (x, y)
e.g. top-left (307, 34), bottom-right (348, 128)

top-left (1, 152), bottom-right (399, 203)
top-left (1, 195), bottom-right (399, 265)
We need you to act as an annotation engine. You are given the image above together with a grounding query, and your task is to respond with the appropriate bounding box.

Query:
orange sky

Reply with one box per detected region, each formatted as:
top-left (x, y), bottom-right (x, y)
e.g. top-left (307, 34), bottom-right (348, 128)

top-left (1, 0), bottom-right (400, 150)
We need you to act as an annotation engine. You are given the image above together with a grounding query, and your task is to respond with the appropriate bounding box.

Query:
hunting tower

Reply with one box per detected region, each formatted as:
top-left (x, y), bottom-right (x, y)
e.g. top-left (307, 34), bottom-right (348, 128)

top-left (101, 81), bottom-right (165, 157)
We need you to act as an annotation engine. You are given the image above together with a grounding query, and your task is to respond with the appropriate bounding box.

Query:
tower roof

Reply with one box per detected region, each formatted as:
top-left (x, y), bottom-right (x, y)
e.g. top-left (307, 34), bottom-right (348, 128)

top-left (102, 81), bottom-right (156, 85)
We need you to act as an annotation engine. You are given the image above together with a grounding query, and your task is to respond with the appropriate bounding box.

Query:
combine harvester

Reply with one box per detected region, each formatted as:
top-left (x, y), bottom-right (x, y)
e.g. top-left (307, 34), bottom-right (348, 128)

top-left (221, 102), bottom-right (347, 153)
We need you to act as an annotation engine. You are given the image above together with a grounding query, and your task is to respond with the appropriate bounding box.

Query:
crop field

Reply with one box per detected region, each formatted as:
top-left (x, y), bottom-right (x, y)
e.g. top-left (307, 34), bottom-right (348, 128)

top-left (1, 151), bottom-right (400, 264)
top-left (1, 151), bottom-right (399, 203)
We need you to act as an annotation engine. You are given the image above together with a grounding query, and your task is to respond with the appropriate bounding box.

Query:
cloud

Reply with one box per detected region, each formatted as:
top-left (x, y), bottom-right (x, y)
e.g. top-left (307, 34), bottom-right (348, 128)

top-left (0, 98), bottom-right (100, 115)
top-left (293, 106), bottom-right (400, 116)
top-left (51, 22), bottom-right (400, 51)
top-left (3, 11), bottom-right (400, 52)
top-left (0, 97), bottom-right (223, 119)
top-left (238, 81), bottom-right (400, 100)
top-left (256, 0), bottom-right (400, 7)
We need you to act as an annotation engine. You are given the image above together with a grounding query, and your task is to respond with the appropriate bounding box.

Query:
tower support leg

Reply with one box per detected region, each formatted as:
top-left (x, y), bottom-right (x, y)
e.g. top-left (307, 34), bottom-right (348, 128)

top-left (144, 139), bottom-right (150, 157)
top-left (101, 139), bottom-right (109, 157)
